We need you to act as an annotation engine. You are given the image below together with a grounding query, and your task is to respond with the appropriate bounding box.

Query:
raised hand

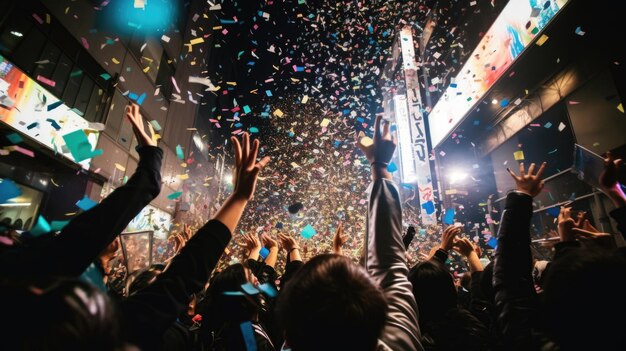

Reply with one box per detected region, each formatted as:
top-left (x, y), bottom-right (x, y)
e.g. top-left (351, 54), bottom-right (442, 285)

top-left (278, 233), bottom-right (299, 252)
top-left (440, 226), bottom-right (462, 252)
top-left (358, 115), bottom-right (396, 179)
top-left (572, 226), bottom-right (614, 249)
top-left (600, 152), bottom-right (623, 191)
top-left (600, 152), bottom-right (626, 208)
top-left (507, 162), bottom-right (547, 197)
top-left (452, 237), bottom-right (474, 257)
top-left (332, 222), bottom-right (348, 254)
top-left (557, 207), bottom-right (576, 242)
top-left (125, 103), bottom-right (158, 147)
top-left (261, 233), bottom-right (278, 249)
top-left (241, 233), bottom-right (262, 254)
top-left (231, 132), bottom-right (271, 201)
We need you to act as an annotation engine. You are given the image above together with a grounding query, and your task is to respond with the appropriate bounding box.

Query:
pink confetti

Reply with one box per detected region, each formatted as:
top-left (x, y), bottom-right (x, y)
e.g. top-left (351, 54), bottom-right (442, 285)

top-left (171, 76), bottom-right (181, 94)
top-left (36, 75), bottom-right (56, 87)
top-left (12, 145), bottom-right (35, 157)
top-left (32, 13), bottom-right (44, 24)
top-left (80, 37), bottom-right (89, 49)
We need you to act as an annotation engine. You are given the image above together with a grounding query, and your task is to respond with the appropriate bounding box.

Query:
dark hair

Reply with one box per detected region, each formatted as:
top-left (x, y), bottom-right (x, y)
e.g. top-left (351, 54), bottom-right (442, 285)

top-left (423, 308), bottom-right (491, 351)
top-left (0, 277), bottom-right (120, 351)
top-left (126, 265), bottom-right (164, 296)
top-left (276, 254), bottom-right (387, 351)
top-left (408, 260), bottom-right (457, 325)
top-left (198, 263), bottom-right (258, 332)
top-left (543, 247), bottom-right (626, 350)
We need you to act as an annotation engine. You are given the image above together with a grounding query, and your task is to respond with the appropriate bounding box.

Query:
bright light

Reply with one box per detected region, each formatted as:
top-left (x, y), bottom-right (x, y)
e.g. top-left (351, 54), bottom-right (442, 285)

top-left (10, 31), bottom-right (23, 37)
top-left (0, 202), bottom-right (31, 207)
top-left (448, 171), bottom-right (468, 184)
top-left (224, 174), bottom-right (233, 185)
top-left (491, 99), bottom-right (498, 105)
top-left (393, 95), bottom-right (417, 182)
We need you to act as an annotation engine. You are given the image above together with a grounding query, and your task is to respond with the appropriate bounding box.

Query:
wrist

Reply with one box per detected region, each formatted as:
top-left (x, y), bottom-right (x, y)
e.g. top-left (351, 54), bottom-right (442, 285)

top-left (229, 193), bottom-right (250, 204)
top-left (371, 166), bottom-right (392, 180)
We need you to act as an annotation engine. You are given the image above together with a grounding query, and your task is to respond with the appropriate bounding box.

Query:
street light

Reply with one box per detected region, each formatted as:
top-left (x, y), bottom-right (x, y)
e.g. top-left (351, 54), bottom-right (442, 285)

top-left (448, 170), bottom-right (468, 185)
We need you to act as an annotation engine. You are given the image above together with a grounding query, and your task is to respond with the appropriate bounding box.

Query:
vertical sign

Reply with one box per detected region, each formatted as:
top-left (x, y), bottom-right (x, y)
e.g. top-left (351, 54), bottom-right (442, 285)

top-left (393, 94), bottom-right (416, 181)
top-left (399, 26), bottom-right (436, 225)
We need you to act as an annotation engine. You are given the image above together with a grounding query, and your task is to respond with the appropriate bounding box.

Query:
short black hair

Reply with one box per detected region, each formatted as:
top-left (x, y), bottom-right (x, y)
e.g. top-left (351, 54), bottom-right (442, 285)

top-left (276, 254), bottom-right (387, 351)
top-left (408, 260), bottom-right (457, 325)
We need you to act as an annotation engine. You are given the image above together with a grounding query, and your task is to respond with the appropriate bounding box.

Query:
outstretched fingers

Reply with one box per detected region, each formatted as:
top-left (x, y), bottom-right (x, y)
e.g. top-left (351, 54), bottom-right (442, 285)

top-left (231, 136), bottom-right (242, 168)
top-left (374, 115), bottom-right (382, 140)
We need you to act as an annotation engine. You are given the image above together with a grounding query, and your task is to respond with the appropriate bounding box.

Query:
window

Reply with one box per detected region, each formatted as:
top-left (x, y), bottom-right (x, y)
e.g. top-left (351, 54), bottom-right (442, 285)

top-left (155, 52), bottom-right (175, 101)
top-left (0, 6), bottom-right (110, 124)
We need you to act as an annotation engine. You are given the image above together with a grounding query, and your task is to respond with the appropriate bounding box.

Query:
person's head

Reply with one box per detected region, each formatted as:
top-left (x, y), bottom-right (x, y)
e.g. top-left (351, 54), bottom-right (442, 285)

top-left (126, 265), bottom-right (164, 296)
top-left (422, 308), bottom-right (491, 351)
top-left (276, 254), bottom-right (387, 351)
top-left (198, 263), bottom-right (260, 332)
top-left (0, 277), bottom-right (120, 351)
top-left (408, 260), bottom-right (457, 325)
top-left (543, 248), bottom-right (626, 350)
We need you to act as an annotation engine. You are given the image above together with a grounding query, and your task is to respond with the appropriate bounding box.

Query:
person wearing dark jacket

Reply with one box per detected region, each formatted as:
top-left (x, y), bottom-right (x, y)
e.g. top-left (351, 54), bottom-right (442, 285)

top-left (120, 132), bottom-right (270, 350)
top-left (0, 132), bottom-right (270, 351)
top-left (0, 103), bottom-right (162, 279)
top-left (494, 158), bottom-right (626, 351)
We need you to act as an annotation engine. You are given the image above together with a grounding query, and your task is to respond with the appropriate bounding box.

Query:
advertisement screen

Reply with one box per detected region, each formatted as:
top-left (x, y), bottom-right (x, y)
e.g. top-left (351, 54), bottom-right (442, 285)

top-left (428, 0), bottom-right (570, 147)
top-left (0, 54), bottom-right (99, 168)
top-left (125, 204), bottom-right (173, 240)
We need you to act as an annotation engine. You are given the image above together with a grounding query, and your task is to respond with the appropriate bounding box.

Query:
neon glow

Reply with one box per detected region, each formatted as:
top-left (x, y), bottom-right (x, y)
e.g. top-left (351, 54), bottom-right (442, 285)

top-left (428, 0), bottom-right (570, 147)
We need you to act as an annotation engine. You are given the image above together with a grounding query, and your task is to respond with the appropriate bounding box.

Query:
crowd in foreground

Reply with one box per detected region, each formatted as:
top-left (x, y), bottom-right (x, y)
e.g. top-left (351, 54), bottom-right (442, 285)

top-left (1, 104), bottom-right (625, 351)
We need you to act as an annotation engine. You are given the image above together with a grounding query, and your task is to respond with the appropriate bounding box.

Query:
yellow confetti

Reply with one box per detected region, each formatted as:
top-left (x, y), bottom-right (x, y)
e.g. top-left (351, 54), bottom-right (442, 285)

top-left (65, 212), bottom-right (77, 216)
top-left (178, 174), bottom-right (189, 180)
top-left (618, 103), bottom-right (624, 113)
top-left (320, 118), bottom-right (330, 127)
top-left (212, 26), bottom-right (223, 30)
top-left (301, 95), bottom-right (309, 104)
top-left (360, 136), bottom-right (374, 147)
top-left (226, 81), bottom-right (237, 86)
top-left (189, 37), bottom-right (204, 45)
top-left (513, 150), bottom-right (525, 161)
top-left (45, 14), bottom-right (51, 24)
top-left (274, 109), bottom-right (284, 117)
top-left (143, 66), bottom-right (150, 73)
top-left (181, 163), bottom-right (187, 168)
top-left (112, 57), bottom-right (120, 64)
top-left (536, 34), bottom-right (549, 46)
top-left (115, 163), bottom-right (126, 172)
top-left (291, 162), bottom-right (300, 168)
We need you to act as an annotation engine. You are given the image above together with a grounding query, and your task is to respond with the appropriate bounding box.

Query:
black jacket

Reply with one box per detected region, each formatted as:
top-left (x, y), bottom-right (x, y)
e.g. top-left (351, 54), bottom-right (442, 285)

top-left (121, 219), bottom-right (232, 350)
top-left (0, 146), bottom-right (163, 279)
top-left (492, 192), bottom-right (538, 351)
top-left (493, 192), bottom-right (626, 351)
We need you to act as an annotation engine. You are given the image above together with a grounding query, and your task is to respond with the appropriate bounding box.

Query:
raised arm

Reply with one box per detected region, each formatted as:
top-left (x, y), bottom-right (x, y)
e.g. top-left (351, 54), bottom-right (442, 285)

top-left (600, 152), bottom-right (626, 236)
top-left (121, 132), bottom-right (270, 350)
top-left (493, 162), bottom-right (546, 349)
top-left (332, 222), bottom-right (347, 255)
top-left (359, 115), bottom-right (422, 351)
top-left (0, 104), bottom-right (162, 278)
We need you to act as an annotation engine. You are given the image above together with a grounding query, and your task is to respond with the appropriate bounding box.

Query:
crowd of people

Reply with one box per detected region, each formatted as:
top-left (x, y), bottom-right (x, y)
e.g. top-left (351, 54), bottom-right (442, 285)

top-left (1, 105), bottom-right (626, 351)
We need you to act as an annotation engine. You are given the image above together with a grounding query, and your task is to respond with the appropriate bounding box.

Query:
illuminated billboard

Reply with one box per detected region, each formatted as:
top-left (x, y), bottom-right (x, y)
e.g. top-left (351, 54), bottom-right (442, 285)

top-left (393, 95), bottom-right (416, 182)
top-left (428, 0), bottom-right (570, 147)
top-left (0, 54), bottom-right (99, 168)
